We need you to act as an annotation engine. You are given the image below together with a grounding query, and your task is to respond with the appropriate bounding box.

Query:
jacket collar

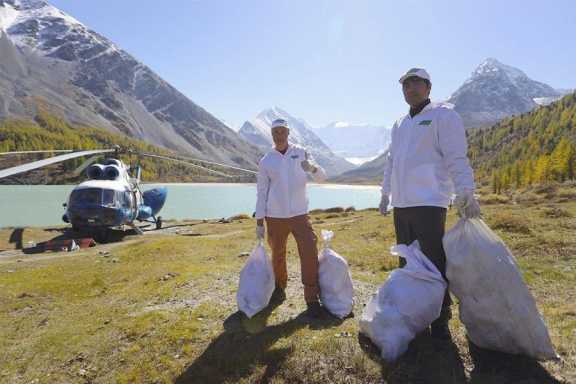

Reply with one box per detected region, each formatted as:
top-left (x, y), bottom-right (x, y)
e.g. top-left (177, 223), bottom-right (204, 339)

top-left (405, 101), bottom-right (454, 120)
top-left (409, 99), bottom-right (431, 117)
top-left (273, 144), bottom-right (292, 156)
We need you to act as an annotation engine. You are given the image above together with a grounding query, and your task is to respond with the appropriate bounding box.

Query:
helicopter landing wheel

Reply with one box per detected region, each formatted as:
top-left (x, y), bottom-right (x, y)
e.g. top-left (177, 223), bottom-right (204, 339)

top-left (156, 216), bottom-right (163, 230)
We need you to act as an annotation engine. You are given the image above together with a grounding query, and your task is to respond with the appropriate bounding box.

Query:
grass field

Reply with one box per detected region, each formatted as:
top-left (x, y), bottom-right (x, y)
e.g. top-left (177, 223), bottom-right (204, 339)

top-left (0, 188), bottom-right (574, 383)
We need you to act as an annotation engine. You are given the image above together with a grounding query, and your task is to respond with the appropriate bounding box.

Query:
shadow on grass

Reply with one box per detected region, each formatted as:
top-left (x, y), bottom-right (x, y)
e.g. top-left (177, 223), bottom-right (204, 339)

top-left (358, 332), bottom-right (562, 384)
top-left (21, 227), bottom-right (130, 253)
top-left (358, 331), bottom-right (467, 384)
top-left (175, 301), bottom-right (344, 384)
top-left (468, 340), bottom-right (561, 384)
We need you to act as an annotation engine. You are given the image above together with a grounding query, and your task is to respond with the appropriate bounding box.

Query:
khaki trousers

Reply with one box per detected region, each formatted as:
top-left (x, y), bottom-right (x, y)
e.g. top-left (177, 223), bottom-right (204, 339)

top-left (265, 214), bottom-right (320, 303)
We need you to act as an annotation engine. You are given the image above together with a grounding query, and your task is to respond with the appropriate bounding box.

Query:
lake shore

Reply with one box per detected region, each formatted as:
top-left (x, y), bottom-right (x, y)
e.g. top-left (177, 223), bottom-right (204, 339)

top-left (0, 184), bottom-right (382, 228)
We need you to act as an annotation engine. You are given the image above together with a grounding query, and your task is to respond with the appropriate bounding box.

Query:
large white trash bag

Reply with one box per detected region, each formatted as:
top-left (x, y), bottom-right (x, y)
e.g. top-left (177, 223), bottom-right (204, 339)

top-left (359, 241), bottom-right (447, 361)
top-left (236, 241), bottom-right (275, 318)
top-left (443, 218), bottom-right (557, 360)
top-left (318, 230), bottom-right (354, 319)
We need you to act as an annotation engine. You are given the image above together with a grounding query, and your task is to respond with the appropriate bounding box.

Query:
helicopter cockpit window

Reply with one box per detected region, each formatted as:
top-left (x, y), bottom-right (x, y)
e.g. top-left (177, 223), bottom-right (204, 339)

top-left (70, 188), bottom-right (118, 207)
top-left (102, 189), bottom-right (116, 207)
top-left (70, 189), bottom-right (101, 205)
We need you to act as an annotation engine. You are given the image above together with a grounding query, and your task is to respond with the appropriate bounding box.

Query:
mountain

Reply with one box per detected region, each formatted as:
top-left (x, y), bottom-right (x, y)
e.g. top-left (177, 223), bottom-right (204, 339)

top-left (333, 93), bottom-right (576, 186)
top-left (238, 107), bottom-right (356, 177)
top-left (448, 58), bottom-right (564, 129)
top-left (0, 0), bottom-right (260, 168)
top-left (0, 112), bottom-right (257, 184)
top-left (329, 153), bottom-right (387, 184)
top-left (333, 59), bottom-right (572, 184)
top-left (467, 92), bottom-right (576, 191)
top-left (314, 122), bottom-right (390, 161)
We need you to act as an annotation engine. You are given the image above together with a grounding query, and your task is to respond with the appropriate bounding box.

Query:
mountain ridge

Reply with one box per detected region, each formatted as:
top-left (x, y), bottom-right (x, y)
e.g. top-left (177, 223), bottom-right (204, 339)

top-left (448, 58), bottom-right (564, 129)
top-left (0, 0), bottom-right (261, 168)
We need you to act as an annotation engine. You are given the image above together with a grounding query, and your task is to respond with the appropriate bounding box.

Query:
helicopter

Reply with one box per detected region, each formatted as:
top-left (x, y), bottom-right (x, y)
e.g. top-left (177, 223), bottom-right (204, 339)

top-left (0, 147), bottom-right (257, 242)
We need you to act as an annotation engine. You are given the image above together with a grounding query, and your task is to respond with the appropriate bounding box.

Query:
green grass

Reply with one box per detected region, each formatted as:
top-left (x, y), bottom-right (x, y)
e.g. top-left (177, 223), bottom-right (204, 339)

top-left (1, 195), bottom-right (575, 383)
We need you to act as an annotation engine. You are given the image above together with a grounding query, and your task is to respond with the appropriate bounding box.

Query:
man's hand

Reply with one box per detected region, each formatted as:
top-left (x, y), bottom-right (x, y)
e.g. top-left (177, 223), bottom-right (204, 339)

top-left (301, 160), bottom-right (316, 173)
top-left (301, 152), bottom-right (317, 173)
top-left (256, 225), bottom-right (265, 240)
top-left (454, 190), bottom-right (481, 219)
top-left (379, 194), bottom-right (390, 216)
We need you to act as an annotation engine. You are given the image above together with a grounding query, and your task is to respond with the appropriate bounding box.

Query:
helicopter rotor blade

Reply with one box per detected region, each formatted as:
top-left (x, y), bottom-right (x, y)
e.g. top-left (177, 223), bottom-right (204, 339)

top-left (139, 152), bottom-right (258, 175)
top-left (0, 149), bottom-right (116, 180)
top-left (138, 153), bottom-right (235, 178)
top-left (0, 150), bottom-right (74, 156)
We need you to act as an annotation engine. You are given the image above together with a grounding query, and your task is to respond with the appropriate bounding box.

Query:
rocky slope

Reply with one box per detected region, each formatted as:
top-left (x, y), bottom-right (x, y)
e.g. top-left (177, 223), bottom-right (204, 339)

top-left (0, 0), bottom-right (260, 168)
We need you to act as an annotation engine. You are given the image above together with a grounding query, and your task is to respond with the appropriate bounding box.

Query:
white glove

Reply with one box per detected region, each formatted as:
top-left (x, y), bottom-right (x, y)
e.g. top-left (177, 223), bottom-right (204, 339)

top-left (454, 190), bottom-right (481, 219)
top-left (256, 225), bottom-right (265, 240)
top-left (379, 194), bottom-right (390, 216)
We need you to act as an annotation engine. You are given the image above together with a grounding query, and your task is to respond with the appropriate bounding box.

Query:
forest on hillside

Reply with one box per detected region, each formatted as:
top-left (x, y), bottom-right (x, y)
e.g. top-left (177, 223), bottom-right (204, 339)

top-left (468, 93), bottom-right (576, 192)
top-left (0, 111), bottom-right (255, 184)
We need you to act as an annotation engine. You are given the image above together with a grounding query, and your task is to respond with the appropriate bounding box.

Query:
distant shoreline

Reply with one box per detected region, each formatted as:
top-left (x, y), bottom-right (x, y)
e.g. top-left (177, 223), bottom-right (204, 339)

top-left (0, 182), bottom-right (381, 188)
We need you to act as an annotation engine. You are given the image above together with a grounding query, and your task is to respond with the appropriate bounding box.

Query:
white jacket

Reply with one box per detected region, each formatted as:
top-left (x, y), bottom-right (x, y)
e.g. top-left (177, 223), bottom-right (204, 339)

top-left (255, 145), bottom-right (326, 219)
top-left (381, 102), bottom-right (475, 208)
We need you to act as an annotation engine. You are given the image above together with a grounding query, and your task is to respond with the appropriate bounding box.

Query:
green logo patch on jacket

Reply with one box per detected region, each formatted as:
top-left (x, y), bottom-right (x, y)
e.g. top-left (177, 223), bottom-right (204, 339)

top-left (419, 120), bottom-right (432, 126)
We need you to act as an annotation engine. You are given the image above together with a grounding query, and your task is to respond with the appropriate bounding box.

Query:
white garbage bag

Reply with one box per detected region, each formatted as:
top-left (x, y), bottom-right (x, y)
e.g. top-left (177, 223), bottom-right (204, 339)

top-left (443, 218), bottom-right (557, 360)
top-left (318, 230), bottom-right (354, 319)
top-left (359, 241), bottom-right (447, 361)
top-left (236, 241), bottom-right (275, 318)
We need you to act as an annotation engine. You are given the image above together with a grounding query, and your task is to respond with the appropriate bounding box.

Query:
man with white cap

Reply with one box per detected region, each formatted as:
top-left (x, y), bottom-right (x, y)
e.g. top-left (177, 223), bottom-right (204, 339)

top-left (380, 67), bottom-right (481, 339)
top-left (255, 118), bottom-right (328, 318)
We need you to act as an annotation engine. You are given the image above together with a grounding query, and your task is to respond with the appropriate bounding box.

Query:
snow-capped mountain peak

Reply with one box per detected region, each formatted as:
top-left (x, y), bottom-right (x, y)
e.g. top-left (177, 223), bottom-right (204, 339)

top-left (1, 0), bottom-right (121, 59)
top-left (0, 0), bottom-right (261, 168)
top-left (0, 0), bottom-right (81, 31)
top-left (449, 58), bottom-right (561, 128)
top-left (315, 121), bottom-right (391, 160)
top-left (258, 106), bottom-right (290, 124)
top-left (332, 121), bottom-right (351, 128)
top-left (472, 58), bottom-right (526, 80)
top-left (239, 108), bottom-right (356, 176)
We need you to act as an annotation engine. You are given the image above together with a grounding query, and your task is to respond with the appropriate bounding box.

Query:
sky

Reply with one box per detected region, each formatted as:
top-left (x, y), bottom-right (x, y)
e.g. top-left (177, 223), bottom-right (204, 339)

top-left (49, 0), bottom-right (576, 130)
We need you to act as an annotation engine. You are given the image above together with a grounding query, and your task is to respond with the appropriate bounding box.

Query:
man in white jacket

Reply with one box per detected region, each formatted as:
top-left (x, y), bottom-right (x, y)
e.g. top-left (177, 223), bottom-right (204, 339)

top-left (380, 68), bottom-right (481, 339)
top-left (255, 118), bottom-right (328, 318)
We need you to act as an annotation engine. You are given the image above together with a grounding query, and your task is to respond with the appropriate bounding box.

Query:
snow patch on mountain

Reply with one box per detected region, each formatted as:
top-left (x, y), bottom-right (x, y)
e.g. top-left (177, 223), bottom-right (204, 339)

top-left (315, 121), bottom-right (391, 158)
top-left (0, 0), bottom-right (262, 168)
top-left (449, 58), bottom-right (561, 128)
top-left (0, 2), bottom-right (19, 30)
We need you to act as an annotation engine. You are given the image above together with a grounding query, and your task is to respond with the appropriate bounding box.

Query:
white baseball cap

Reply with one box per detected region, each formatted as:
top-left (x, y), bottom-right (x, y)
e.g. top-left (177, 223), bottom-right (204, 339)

top-left (399, 68), bottom-right (431, 84)
top-left (271, 118), bottom-right (289, 129)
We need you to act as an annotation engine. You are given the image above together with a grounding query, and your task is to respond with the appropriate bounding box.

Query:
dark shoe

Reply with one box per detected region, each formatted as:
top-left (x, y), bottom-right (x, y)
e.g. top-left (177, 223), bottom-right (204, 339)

top-left (430, 322), bottom-right (452, 340)
top-left (304, 301), bottom-right (328, 320)
top-left (270, 287), bottom-right (286, 305)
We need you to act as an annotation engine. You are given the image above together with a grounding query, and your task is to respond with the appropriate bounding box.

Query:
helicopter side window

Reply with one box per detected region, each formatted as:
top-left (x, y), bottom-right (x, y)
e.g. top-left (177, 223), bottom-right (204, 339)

top-left (102, 189), bottom-right (116, 207)
top-left (118, 191), bottom-right (132, 209)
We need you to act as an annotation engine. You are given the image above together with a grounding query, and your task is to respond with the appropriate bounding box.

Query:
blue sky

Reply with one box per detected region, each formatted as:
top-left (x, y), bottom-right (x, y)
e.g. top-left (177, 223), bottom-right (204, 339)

top-left (50, 0), bottom-right (576, 129)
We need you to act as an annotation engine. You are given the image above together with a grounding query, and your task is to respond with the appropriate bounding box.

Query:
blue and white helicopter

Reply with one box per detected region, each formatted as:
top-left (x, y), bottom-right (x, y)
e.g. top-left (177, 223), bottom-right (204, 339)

top-left (0, 148), bottom-right (256, 242)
